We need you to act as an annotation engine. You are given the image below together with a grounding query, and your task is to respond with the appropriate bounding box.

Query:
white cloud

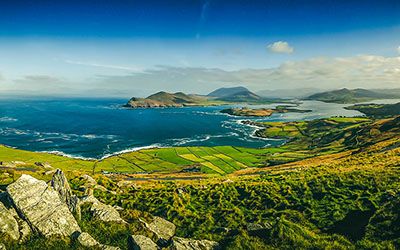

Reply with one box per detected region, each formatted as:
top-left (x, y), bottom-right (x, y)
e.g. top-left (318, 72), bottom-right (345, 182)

top-left (3, 54), bottom-right (400, 97)
top-left (397, 45), bottom-right (400, 54)
top-left (267, 41), bottom-right (294, 54)
top-left (95, 55), bottom-right (400, 96)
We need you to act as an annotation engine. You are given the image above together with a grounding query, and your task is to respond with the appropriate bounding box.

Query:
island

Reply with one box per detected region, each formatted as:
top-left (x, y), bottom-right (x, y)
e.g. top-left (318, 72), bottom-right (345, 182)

top-left (124, 86), bottom-right (286, 108)
top-left (220, 105), bottom-right (312, 117)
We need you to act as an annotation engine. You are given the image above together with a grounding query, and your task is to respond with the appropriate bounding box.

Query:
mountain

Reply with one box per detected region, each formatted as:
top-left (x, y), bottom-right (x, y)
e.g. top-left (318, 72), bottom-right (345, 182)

top-left (208, 86), bottom-right (262, 102)
top-left (257, 88), bottom-right (322, 99)
top-left (207, 86), bottom-right (249, 98)
top-left (125, 91), bottom-right (202, 108)
top-left (306, 88), bottom-right (395, 104)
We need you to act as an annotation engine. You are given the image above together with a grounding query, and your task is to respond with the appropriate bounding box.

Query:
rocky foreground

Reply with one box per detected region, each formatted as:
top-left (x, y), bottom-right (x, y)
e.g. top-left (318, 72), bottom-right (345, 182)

top-left (0, 170), bottom-right (219, 250)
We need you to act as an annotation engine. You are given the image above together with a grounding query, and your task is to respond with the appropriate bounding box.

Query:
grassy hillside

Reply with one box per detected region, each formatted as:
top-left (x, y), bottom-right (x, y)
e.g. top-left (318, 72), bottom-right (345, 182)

top-left (306, 88), bottom-right (395, 104)
top-left (346, 102), bottom-right (400, 118)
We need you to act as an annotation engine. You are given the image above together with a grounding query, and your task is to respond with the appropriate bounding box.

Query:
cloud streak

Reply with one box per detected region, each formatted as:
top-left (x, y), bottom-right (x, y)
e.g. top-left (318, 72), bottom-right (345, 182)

top-left (64, 60), bottom-right (143, 72)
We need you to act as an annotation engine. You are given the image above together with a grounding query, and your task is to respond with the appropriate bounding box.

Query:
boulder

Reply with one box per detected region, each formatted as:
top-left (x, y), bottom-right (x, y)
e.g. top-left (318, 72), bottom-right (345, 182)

top-left (170, 237), bottom-right (219, 250)
top-left (77, 232), bottom-right (121, 250)
top-left (80, 195), bottom-right (125, 223)
top-left (50, 169), bottom-right (80, 214)
top-left (141, 216), bottom-right (176, 246)
top-left (0, 201), bottom-right (19, 241)
top-left (6, 174), bottom-right (81, 237)
top-left (77, 232), bottom-right (99, 248)
top-left (128, 235), bottom-right (158, 250)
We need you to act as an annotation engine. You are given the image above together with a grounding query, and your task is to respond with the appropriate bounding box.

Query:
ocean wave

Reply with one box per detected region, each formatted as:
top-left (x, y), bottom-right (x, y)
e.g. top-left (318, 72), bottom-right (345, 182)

top-left (0, 117), bottom-right (18, 122)
top-left (100, 143), bottom-right (164, 159)
top-left (0, 127), bottom-right (118, 141)
top-left (41, 150), bottom-right (97, 160)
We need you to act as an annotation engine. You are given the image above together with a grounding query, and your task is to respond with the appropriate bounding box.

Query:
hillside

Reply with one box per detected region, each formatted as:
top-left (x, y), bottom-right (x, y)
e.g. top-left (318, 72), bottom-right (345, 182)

top-left (124, 91), bottom-right (202, 108)
top-left (306, 88), bottom-right (395, 104)
top-left (346, 102), bottom-right (400, 118)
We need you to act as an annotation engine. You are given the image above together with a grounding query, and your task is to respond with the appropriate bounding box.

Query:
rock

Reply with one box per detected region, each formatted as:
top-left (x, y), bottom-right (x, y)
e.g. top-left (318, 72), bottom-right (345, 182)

top-left (6, 174), bottom-right (81, 237)
top-left (128, 235), bottom-right (158, 250)
top-left (77, 232), bottom-right (121, 250)
top-left (81, 174), bottom-right (96, 185)
top-left (170, 237), bottom-right (219, 250)
top-left (51, 169), bottom-right (79, 214)
top-left (0, 201), bottom-right (20, 241)
top-left (80, 195), bottom-right (125, 223)
top-left (34, 162), bottom-right (53, 170)
top-left (246, 222), bottom-right (272, 237)
top-left (18, 220), bottom-right (31, 242)
top-left (77, 232), bottom-right (99, 248)
top-left (91, 202), bottom-right (126, 223)
top-left (141, 216), bottom-right (176, 246)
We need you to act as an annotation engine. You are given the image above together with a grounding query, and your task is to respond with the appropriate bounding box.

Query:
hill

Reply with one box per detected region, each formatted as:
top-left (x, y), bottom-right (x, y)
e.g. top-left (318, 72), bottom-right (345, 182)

top-left (124, 91), bottom-right (202, 108)
top-left (306, 88), bottom-right (395, 104)
top-left (207, 86), bottom-right (249, 98)
top-left (346, 102), bottom-right (400, 118)
top-left (208, 87), bottom-right (262, 102)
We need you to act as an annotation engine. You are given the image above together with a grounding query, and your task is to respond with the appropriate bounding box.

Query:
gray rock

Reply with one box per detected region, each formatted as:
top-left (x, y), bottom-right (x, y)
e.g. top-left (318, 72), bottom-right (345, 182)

top-left (170, 237), bottom-right (219, 250)
top-left (80, 195), bottom-right (125, 223)
top-left (77, 232), bottom-right (121, 250)
top-left (0, 201), bottom-right (19, 241)
top-left (77, 232), bottom-right (99, 248)
top-left (91, 202), bottom-right (125, 223)
top-left (128, 235), bottom-right (158, 250)
top-left (141, 216), bottom-right (175, 246)
top-left (6, 174), bottom-right (81, 238)
top-left (51, 169), bottom-right (79, 214)
top-left (246, 222), bottom-right (272, 237)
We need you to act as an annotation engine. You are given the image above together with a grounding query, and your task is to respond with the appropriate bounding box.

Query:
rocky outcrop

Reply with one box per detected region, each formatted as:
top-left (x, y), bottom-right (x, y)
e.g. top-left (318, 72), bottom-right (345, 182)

top-left (0, 201), bottom-right (19, 241)
top-left (128, 235), bottom-right (159, 250)
top-left (80, 195), bottom-right (125, 223)
top-left (51, 169), bottom-right (80, 214)
top-left (6, 174), bottom-right (81, 238)
top-left (141, 216), bottom-right (176, 246)
top-left (170, 237), bottom-right (219, 250)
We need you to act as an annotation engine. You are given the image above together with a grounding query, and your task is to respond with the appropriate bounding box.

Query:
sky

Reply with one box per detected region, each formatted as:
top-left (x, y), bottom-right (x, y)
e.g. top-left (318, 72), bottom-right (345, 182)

top-left (0, 0), bottom-right (399, 97)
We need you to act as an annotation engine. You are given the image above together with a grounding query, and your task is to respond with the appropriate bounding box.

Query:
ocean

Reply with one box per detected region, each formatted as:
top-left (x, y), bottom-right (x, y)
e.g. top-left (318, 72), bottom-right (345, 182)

top-left (0, 97), bottom-right (365, 159)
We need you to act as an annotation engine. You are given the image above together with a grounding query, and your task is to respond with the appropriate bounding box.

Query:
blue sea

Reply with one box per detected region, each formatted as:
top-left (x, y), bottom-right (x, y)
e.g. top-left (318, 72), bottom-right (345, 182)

top-left (0, 97), bottom-right (367, 159)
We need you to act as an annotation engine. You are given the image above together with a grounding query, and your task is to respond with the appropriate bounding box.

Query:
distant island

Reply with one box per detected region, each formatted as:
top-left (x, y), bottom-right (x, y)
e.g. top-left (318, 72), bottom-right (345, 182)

top-left (305, 88), bottom-right (400, 104)
top-left (220, 105), bottom-right (312, 117)
top-left (124, 86), bottom-right (278, 108)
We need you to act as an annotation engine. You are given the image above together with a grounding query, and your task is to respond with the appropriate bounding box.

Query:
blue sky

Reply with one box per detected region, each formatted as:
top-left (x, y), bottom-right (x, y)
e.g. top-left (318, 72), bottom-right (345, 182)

top-left (0, 0), bottom-right (399, 96)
